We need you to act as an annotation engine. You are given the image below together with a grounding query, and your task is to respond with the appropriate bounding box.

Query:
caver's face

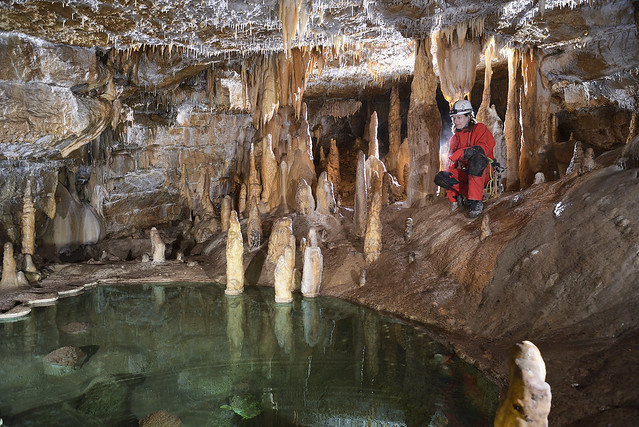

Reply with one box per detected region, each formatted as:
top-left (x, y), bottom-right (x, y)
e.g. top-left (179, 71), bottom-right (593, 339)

top-left (453, 114), bottom-right (470, 130)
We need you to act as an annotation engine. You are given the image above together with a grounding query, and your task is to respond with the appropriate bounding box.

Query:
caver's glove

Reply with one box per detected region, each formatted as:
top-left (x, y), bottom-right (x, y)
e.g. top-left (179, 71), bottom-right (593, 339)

top-left (434, 171), bottom-right (460, 189)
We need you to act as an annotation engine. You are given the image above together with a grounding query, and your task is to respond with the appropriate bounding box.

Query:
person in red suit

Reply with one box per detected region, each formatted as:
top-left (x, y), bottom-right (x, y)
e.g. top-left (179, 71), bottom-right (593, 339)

top-left (434, 99), bottom-right (496, 218)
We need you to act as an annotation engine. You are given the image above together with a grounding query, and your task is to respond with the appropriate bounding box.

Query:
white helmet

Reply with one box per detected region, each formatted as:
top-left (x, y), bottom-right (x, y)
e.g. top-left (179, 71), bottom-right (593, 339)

top-left (450, 99), bottom-right (473, 117)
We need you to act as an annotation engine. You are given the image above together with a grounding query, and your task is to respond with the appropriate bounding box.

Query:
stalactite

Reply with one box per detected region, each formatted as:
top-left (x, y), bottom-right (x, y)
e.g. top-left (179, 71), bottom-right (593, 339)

top-left (320, 99), bottom-right (362, 119)
top-left (505, 48), bottom-right (522, 190)
top-left (407, 38), bottom-right (441, 206)
top-left (388, 86), bottom-right (401, 174)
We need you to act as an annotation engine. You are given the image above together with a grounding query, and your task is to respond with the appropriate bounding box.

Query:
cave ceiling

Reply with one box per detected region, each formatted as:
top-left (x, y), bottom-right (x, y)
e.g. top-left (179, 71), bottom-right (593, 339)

top-left (0, 0), bottom-right (636, 93)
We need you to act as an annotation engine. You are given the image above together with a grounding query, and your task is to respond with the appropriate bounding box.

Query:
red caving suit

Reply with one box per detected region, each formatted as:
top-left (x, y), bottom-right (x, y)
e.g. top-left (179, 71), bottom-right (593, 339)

top-left (445, 123), bottom-right (496, 202)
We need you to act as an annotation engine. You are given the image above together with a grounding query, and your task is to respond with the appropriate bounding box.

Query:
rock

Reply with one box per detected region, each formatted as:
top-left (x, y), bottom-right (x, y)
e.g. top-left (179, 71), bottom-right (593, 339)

top-left (139, 410), bottom-right (181, 427)
top-left (42, 346), bottom-right (87, 375)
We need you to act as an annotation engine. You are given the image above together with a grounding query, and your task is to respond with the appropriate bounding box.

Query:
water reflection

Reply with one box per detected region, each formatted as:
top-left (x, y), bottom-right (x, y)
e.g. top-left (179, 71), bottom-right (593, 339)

top-left (0, 284), bottom-right (498, 426)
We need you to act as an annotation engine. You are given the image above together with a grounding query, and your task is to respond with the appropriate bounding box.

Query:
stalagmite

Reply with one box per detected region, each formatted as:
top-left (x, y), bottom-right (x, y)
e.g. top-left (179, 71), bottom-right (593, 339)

top-left (318, 144), bottom-right (327, 173)
top-left (246, 196), bottom-right (262, 251)
top-left (315, 171), bottom-right (336, 214)
top-left (295, 178), bottom-right (314, 215)
top-left (354, 151), bottom-right (368, 238)
top-left (494, 341), bottom-right (551, 427)
top-left (201, 168), bottom-right (216, 216)
top-left (368, 111), bottom-right (379, 158)
top-left (364, 173), bottom-right (382, 264)
top-left (397, 138), bottom-right (410, 187)
top-left (1, 242), bottom-right (24, 292)
top-left (238, 184), bottom-right (247, 216)
top-left (301, 246), bottom-right (323, 297)
top-left (225, 211), bottom-right (244, 295)
top-left (267, 217), bottom-right (293, 266)
top-left (505, 48), bottom-right (522, 190)
top-left (150, 227), bottom-right (166, 263)
top-left (388, 85), bottom-right (401, 174)
top-left (279, 159), bottom-right (289, 212)
top-left (407, 38), bottom-right (441, 206)
top-left (366, 111), bottom-right (387, 196)
top-left (404, 217), bottom-right (413, 242)
top-left (221, 195), bottom-right (232, 233)
top-left (248, 143), bottom-right (261, 205)
top-left (274, 246), bottom-right (294, 303)
top-left (519, 47), bottom-right (554, 188)
top-left (626, 113), bottom-right (638, 144)
top-left (326, 138), bottom-right (341, 203)
top-left (21, 179), bottom-right (38, 274)
top-left (261, 134), bottom-right (279, 210)
top-left (307, 226), bottom-right (318, 248)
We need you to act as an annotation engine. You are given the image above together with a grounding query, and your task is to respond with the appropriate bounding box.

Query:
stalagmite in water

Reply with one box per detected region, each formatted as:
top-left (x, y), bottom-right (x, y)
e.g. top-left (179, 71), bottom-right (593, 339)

top-left (505, 48), bottom-right (522, 190)
top-left (407, 38), bottom-right (441, 206)
top-left (246, 196), bottom-right (262, 251)
top-left (261, 134), bottom-right (279, 210)
top-left (295, 178), bottom-right (314, 215)
top-left (315, 171), bottom-right (336, 214)
top-left (388, 85), bottom-right (401, 174)
top-left (274, 245), bottom-right (294, 303)
top-left (221, 195), bottom-right (232, 233)
top-left (150, 227), bottom-right (166, 263)
top-left (225, 210), bottom-right (244, 295)
top-left (267, 217), bottom-right (293, 266)
top-left (364, 173), bottom-right (382, 264)
top-left (1, 242), bottom-right (25, 292)
top-left (354, 151), bottom-right (368, 237)
top-left (494, 341), bottom-right (551, 427)
top-left (301, 246), bottom-right (323, 297)
top-left (326, 138), bottom-right (341, 203)
top-left (225, 291), bottom-right (245, 361)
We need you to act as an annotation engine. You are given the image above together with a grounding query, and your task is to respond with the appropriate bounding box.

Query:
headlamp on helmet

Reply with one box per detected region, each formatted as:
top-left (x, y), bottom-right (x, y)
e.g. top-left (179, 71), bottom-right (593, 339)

top-left (450, 99), bottom-right (473, 117)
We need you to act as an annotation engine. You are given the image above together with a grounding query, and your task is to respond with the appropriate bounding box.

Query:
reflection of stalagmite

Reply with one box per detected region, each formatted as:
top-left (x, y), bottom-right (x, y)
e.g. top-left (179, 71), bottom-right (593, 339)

top-left (363, 312), bottom-right (380, 381)
top-left (407, 38), bottom-right (441, 206)
top-left (267, 217), bottom-right (293, 266)
top-left (388, 85), bottom-right (401, 173)
top-left (315, 171), bottom-right (336, 214)
top-left (261, 134), bottom-right (279, 210)
top-left (247, 196), bottom-right (262, 251)
top-left (274, 303), bottom-right (293, 353)
top-left (494, 341), bottom-right (552, 427)
top-left (295, 178), bottom-right (314, 215)
top-left (150, 227), bottom-right (166, 263)
top-left (364, 173), bottom-right (382, 264)
top-left (302, 299), bottom-right (321, 347)
top-left (226, 294), bottom-right (245, 362)
top-left (505, 48), bottom-right (522, 190)
top-left (274, 246), bottom-right (294, 303)
top-left (354, 151), bottom-right (368, 238)
top-left (301, 246), bottom-right (323, 297)
top-left (225, 211), bottom-right (244, 295)
top-left (152, 286), bottom-right (165, 313)
top-left (221, 195), bottom-right (232, 233)
top-left (326, 138), bottom-right (341, 203)
top-left (1, 242), bottom-right (24, 291)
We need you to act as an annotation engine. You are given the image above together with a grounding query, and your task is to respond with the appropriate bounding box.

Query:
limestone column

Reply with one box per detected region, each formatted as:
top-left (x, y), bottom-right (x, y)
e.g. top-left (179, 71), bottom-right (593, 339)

top-left (505, 48), bottom-right (522, 190)
top-left (354, 151), bottom-right (368, 237)
top-left (0, 242), bottom-right (22, 291)
top-left (225, 210), bottom-right (244, 295)
top-left (274, 246), bottom-right (294, 303)
top-left (326, 138), bottom-right (341, 204)
top-left (406, 38), bottom-right (442, 206)
top-left (494, 341), bottom-right (551, 427)
top-left (247, 196), bottom-right (262, 251)
top-left (21, 179), bottom-right (37, 273)
top-left (388, 85), bottom-right (401, 174)
top-left (261, 134), bottom-right (279, 211)
top-left (364, 173), bottom-right (382, 264)
top-left (150, 227), bottom-right (166, 263)
top-left (221, 195), bottom-right (232, 232)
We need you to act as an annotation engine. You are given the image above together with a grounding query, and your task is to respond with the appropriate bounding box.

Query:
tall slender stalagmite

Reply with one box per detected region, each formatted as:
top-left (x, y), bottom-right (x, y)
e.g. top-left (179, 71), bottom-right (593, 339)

top-left (407, 38), bottom-right (442, 206)
top-left (221, 195), bottom-right (232, 232)
top-left (201, 168), bottom-right (215, 216)
top-left (368, 111), bottom-right (379, 158)
top-left (261, 134), bottom-right (279, 210)
top-left (505, 48), bottom-right (522, 190)
top-left (326, 138), bottom-right (341, 203)
top-left (21, 179), bottom-right (37, 274)
top-left (519, 46), bottom-right (555, 188)
top-left (388, 85), bottom-right (401, 174)
top-left (274, 246), bottom-right (295, 303)
top-left (366, 111), bottom-right (387, 196)
top-left (225, 211), bottom-right (244, 295)
top-left (0, 242), bottom-right (22, 291)
top-left (364, 173), bottom-right (382, 264)
top-left (354, 151), bottom-right (368, 238)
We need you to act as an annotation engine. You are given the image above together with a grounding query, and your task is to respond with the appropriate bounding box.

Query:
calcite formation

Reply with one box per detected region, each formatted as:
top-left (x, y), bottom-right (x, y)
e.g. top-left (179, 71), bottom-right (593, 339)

top-left (21, 179), bottom-right (35, 256)
top-left (301, 246), bottom-right (323, 298)
top-left (221, 195), bottom-right (232, 233)
top-left (295, 179), bottom-right (314, 215)
top-left (267, 217), bottom-right (293, 266)
top-left (494, 341), bottom-right (552, 427)
top-left (274, 246), bottom-right (295, 303)
top-left (261, 134), bottom-right (279, 210)
top-left (150, 228), bottom-right (166, 263)
top-left (246, 196), bottom-right (262, 251)
top-left (315, 171), bottom-right (336, 215)
top-left (387, 86), bottom-right (401, 174)
top-left (326, 138), bottom-right (341, 203)
top-left (505, 49), bottom-right (523, 191)
top-left (225, 211), bottom-right (244, 295)
top-left (0, 242), bottom-right (23, 292)
top-left (364, 173), bottom-right (382, 264)
top-left (354, 151), bottom-right (368, 238)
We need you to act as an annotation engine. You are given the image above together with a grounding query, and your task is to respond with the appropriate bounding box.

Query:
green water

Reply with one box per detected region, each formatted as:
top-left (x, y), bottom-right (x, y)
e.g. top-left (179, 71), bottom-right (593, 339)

top-left (0, 284), bottom-right (498, 426)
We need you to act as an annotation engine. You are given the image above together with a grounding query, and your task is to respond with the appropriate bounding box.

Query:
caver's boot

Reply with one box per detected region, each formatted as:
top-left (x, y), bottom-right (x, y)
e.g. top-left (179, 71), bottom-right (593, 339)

top-left (468, 200), bottom-right (484, 218)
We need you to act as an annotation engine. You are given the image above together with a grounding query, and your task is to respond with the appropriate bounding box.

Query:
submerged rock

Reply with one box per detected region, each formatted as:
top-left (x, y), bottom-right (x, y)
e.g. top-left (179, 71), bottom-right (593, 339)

top-left (42, 346), bottom-right (87, 375)
top-left (220, 395), bottom-right (263, 420)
